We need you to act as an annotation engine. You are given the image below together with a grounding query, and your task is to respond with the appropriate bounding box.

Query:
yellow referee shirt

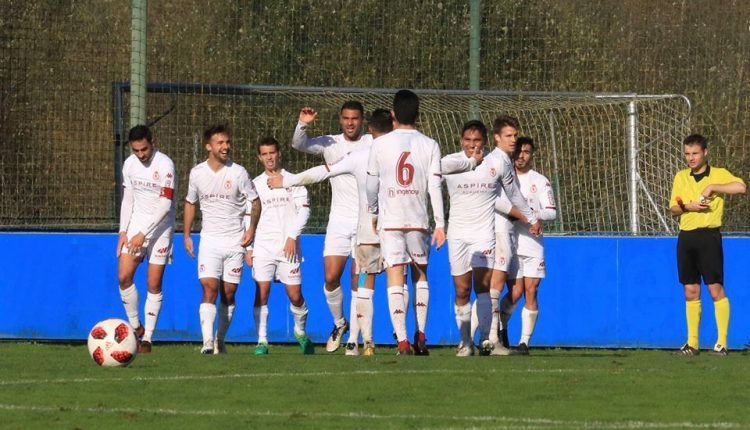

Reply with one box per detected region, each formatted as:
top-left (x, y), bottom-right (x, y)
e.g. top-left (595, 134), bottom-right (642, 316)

top-left (669, 165), bottom-right (745, 231)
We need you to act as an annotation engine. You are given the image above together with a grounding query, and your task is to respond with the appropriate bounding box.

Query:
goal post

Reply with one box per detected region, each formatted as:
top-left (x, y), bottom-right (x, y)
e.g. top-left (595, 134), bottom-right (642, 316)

top-left (112, 83), bottom-right (691, 235)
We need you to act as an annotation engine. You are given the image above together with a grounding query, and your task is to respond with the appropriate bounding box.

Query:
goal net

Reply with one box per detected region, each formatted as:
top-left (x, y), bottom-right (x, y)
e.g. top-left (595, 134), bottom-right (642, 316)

top-left (113, 84), bottom-right (691, 234)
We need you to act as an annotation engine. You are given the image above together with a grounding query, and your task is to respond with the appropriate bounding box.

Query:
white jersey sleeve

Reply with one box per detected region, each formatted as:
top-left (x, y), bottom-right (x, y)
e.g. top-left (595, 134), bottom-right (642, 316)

top-left (428, 140), bottom-right (445, 229)
top-left (441, 152), bottom-right (478, 175)
top-left (288, 184), bottom-right (310, 239)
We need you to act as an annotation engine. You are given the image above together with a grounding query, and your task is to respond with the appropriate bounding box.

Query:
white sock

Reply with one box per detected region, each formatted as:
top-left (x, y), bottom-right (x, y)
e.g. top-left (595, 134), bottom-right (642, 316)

top-left (489, 289), bottom-right (501, 343)
top-left (143, 291), bottom-right (162, 342)
top-left (216, 302), bottom-right (235, 342)
top-left (403, 283), bottom-right (410, 311)
top-left (253, 305), bottom-right (268, 343)
top-left (356, 288), bottom-right (374, 342)
top-left (520, 307), bottom-right (539, 345)
top-left (470, 300), bottom-right (478, 340)
top-left (290, 302), bottom-right (309, 336)
top-left (475, 292), bottom-right (492, 343)
top-left (199, 303), bottom-right (216, 346)
top-left (455, 302), bottom-right (472, 346)
top-left (119, 284), bottom-right (140, 330)
top-left (387, 285), bottom-right (407, 342)
top-left (415, 281), bottom-right (429, 334)
top-left (347, 292), bottom-right (360, 343)
top-left (324, 285), bottom-right (345, 326)
top-left (499, 293), bottom-right (516, 331)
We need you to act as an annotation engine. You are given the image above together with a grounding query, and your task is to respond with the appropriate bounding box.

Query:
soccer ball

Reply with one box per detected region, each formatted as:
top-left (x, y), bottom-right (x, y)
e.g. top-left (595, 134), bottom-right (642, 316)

top-left (87, 318), bottom-right (138, 367)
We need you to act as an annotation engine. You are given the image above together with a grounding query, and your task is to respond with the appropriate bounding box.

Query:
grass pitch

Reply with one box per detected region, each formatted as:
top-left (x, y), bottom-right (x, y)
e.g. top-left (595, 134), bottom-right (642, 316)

top-left (1, 342), bottom-right (748, 429)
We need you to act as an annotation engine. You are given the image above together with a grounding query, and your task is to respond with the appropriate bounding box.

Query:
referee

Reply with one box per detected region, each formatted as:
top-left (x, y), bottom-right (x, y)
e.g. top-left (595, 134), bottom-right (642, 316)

top-left (669, 134), bottom-right (746, 356)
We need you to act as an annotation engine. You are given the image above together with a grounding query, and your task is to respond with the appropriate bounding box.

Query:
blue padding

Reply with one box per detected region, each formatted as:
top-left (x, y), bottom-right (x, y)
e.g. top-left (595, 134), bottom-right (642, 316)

top-left (1, 233), bottom-right (748, 348)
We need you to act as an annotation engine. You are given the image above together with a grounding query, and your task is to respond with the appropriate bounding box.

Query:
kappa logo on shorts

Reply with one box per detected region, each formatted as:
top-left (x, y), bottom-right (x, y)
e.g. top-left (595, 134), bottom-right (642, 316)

top-left (156, 246), bottom-right (168, 254)
top-left (412, 252), bottom-right (426, 258)
top-left (153, 171), bottom-right (160, 181)
top-left (289, 267), bottom-right (300, 275)
top-left (482, 248), bottom-right (493, 255)
top-left (230, 267), bottom-right (242, 274)
top-left (224, 180), bottom-right (232, 190)
top-left (199, 264), bottom-right (205, 272)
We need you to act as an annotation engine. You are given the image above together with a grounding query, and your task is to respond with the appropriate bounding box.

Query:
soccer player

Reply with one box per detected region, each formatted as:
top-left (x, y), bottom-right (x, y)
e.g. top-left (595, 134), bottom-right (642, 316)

top-left (498, 137), bottom-right (557, 355)
top-left (366, 89), bottom-right (445, 355)
top-left (253, 137), bottom-right (314, 355)
top-left (184, 124), bottom-right (260, 354)
top-left (269, 109), bottom-right (393, 356)
top-left (485, 116), bottom-right (542, 355)
top-left (292, 102), bottom-right (373, 353)
top-left (117, 124), bottom-right (176, 354)
top-left (669, 134), bottom-right (745, 356)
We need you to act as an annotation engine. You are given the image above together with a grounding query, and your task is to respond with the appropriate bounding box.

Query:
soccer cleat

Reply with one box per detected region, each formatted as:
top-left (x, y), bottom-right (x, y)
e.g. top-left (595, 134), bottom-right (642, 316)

top-left (254, 342), bottom-right (269, 355)
top-left (455, 342), bottom-right (473, 357)
top-left (345, 342), bottom-right (359, 356)
top-left (516, 342), bottom-right (530, 356)
top-left (711, 343), bottom-right (729, 356)
top-left (213, 339), bottom-right (227, 355)
top-left (499, 328), bottom-right (510, 349)
top-left (296, 333), bottom-right (315, 355)
top-left (138, 340), bottom-right (152, 354)
top-left (325, 320), bottom-right (349, 353)
top-left (413, 331), bottom-right (429, 356)
top-left (396, 340), bottom-right (413, 355)
top-left (363, 341), bottom-right (375, 356)
top-left (674, 343), bottom-right (699, 356)
top-left (480, 340), bottom-right (494, 355)
top-left (134, 324), bottom-right (145, 339)
top-left (485, 340), bottom-right (512, 356)
top-left (200, 340), bottom-right (214, 355)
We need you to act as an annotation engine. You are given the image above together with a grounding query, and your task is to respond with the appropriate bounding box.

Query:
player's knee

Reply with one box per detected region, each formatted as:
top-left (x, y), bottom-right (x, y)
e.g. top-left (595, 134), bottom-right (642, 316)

top-left (117, 272), bottom-right (134, 289)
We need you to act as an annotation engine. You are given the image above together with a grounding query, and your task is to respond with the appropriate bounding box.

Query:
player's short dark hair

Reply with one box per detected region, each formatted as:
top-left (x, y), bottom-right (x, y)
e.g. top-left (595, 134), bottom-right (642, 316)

top-left (393, 89), bottom-right (419, 125)
top-left (367, 108), bottom-right (393, 134)
top-left (203, 123), bottom-right (231, 144)
top-left (683, 134), bottom-right (708, 150)
top-left (257, 136), bottom-right (280, 153)
top-left (514, 136), bottom-right (535, 160)
top-left (128, 124), bottom-right (153, 143)
top-left (461, 120), bottom-right (487, 143)
top-left (341, 101), bottom-right (364, 116)
top-left (492, 115), bottom-right (520, 135)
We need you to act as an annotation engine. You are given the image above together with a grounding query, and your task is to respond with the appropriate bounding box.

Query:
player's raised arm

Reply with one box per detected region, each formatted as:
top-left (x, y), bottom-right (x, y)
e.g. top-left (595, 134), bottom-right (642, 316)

top-left (441, 152), bottom-right (479, 175)
top-left (292, 107), bottom-right (335, 155)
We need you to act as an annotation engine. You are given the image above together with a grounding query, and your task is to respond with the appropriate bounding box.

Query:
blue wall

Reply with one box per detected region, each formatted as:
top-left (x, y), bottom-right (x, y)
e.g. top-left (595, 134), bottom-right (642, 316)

top-left (1, 233), bottom-right (748, 348)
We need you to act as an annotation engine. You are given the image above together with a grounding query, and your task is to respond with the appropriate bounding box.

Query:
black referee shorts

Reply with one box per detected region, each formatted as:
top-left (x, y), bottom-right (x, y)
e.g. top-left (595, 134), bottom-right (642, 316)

top-left (676, 227), bottom-right (724, 285)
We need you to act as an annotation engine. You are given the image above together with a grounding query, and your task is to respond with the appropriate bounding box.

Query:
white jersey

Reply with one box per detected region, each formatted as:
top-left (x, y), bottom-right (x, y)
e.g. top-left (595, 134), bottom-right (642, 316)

top-left (292, 121), bottom-right (372, 222)
top-left (283, 148), bottom-right (378, 245)
top-left (366, 129), bottom-right (444, 231)
top-left (514, 169), bottom-right (557, 258)
top-left (185, 161), bottom-right (258, 247)
top-left (121, 150), bottom-right (176, 238)
top-left (253, 170), bottom-right (310, 259)
top-left (490, 148), bottom-right (537, 233)
top-left (442, 151), bottom-right (498, 241)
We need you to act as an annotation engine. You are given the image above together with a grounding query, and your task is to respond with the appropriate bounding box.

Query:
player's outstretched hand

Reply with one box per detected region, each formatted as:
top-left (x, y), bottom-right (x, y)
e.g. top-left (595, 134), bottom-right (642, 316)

top-left (184, 235), bottom-right (195, 258)
top-left (116, 232), bottom-right (127, 257)
top-left (471, 145), bottom-right (484, 166)
top-left (299, 107), bottom-right (318, 124)
top-left (127, 232), bottom-right (146, 255)
top-left (528, 220), bottom-right (543, 236)
top-left (432, 227), bottom-right (446, 250)
top-left (284, 237), bottom-right (298, 262)
top-left (267, 173), bottom-right (284, 189)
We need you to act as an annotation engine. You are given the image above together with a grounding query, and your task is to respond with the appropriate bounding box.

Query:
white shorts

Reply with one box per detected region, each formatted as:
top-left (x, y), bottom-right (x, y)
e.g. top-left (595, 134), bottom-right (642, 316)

top-left (380, 230), bottom-right (430, 267)
top-left (514, 255), bottom-right (546, 279)
top-left (447, 237), bottom-right (495, 276)
top-left (323, 217), bottom-right (357, 257)
top-left (121, 225), bottom-right (174, 265)
top-left (494, 232), bottom-right (517, 276)
top-left (252, 257), bottom-right (302, 285)
top-left (355, 244), bottom-right (383, 274)
top-left (197, 244), bottom-right (245, 284)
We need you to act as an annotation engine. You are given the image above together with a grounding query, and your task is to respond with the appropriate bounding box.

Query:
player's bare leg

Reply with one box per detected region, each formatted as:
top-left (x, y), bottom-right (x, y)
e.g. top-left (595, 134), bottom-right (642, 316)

top-left (386, 266), bottom-right (411, 354)
top-left (214, 280), bottom-right (238, 354)
top-left (117, 254), bottom-right (145, 340)
top-left (198, 277), bottom-right (220, 354)
top-left (323, 255), bottom-right (349, 352)
top-left (286, 284), bottom-right (314, 354)
top-left (253, 281), bottom-right (271, 355)
top-left (453, 271), bottom-right (473, 356)
top-left (410, 263), bottom-right (430, 356)
top-left (517, 277), bottom-right (540, 355)
top-left (140, 262), bottom-right (165, 352)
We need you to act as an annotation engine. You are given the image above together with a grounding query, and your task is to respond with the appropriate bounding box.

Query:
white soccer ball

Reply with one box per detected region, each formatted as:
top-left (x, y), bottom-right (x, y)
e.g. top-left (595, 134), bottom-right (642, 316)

top-left (87, 318), bottom-right (138, 367)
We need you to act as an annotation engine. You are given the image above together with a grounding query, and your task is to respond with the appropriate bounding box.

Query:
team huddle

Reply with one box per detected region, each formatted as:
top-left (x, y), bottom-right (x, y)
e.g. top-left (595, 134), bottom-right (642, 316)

top-left (115, 89), bottom-right (557, 357)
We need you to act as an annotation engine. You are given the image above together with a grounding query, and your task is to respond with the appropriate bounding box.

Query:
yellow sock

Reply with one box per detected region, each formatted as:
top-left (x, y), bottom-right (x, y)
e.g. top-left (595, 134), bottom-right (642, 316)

top-left (714, 297), bottom-right (730, 348)
top-left (686, 300), bottom-right (701, 349)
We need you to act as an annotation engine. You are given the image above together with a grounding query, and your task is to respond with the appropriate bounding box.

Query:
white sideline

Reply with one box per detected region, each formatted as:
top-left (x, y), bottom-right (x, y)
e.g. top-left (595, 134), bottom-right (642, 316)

top-left (0, 403), bottom-right (741, 429)
top-left (0, 368), bottom-right (618, 386)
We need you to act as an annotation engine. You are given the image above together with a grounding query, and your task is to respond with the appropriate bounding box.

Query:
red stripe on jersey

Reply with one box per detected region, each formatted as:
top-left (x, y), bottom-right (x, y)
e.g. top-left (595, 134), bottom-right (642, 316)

top-left (160, 187), bottom-right (174, 199)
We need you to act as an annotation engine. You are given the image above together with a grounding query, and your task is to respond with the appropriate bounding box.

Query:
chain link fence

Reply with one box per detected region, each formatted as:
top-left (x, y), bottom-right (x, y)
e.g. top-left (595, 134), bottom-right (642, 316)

top-left (1, 0), bottom-right (748, 232)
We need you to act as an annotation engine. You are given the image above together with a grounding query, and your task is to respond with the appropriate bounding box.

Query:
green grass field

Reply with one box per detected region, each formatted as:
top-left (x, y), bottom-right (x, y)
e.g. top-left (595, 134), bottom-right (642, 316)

top-left (1, 342), bottom-right (748, 429)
